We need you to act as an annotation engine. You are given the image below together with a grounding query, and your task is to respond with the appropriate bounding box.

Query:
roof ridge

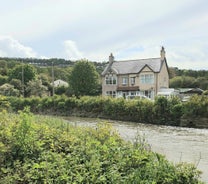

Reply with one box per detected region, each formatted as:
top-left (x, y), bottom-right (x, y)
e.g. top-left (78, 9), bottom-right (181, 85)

top-left (114, 57), bottom-right (160, 63)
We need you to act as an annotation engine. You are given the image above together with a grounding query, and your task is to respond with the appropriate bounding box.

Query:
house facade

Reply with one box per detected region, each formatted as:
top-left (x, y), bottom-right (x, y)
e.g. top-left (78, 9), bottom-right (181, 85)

top-left (101, 47), bottom-right (169, 99)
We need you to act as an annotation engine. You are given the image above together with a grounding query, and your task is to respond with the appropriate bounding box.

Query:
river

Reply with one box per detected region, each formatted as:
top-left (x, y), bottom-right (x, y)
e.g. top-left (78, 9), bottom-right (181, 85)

top-left (66, 116), bottom-right (208, 183)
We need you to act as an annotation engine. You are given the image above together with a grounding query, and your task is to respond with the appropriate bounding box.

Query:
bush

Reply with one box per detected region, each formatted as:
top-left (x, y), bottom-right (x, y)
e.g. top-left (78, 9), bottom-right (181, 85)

top-left (0, 110), bottom-right (204, 183)
top-left (6, 95), bottom-right (208, 126)
top-left (183, 95), bottom-right (208, 118)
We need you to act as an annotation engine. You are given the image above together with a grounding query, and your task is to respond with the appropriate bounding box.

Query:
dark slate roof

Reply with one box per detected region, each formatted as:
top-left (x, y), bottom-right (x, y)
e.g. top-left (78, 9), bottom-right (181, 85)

top-left (102, 58), bottom-right (164, 75)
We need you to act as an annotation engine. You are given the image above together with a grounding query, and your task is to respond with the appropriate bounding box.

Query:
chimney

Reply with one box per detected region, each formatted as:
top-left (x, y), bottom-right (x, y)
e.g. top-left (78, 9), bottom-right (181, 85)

top-left (109, 53), bottom-right (114, 64)
top-left (160, 46), bottom-right (166, 60)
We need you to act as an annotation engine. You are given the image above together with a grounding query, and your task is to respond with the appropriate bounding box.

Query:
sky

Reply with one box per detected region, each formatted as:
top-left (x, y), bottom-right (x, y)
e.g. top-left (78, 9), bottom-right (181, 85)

top-left (0, 0), bottom-right (208, 70)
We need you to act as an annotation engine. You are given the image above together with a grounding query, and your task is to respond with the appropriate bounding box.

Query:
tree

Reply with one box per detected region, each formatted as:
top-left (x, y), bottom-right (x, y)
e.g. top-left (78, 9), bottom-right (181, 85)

top-left (8, 64), bottom-right (37, 85)
top-left (69, 60), bottom-right (100, 96)
top-left (196, 77), bottom-right (208, 90)
top-left (170, 76), bottom-right (198, 88)
top-left (169, 76), bottom-right (183, 88)
top-left (0, 83), bottom-right (20, 97)
top-left (0, 75), bottom-right (8, 86)
top-left (26, 80), bottom-right (48, 97)
top-left (9, 79), bottom-right (22, 90)
top-left (0, 60), bottom-right (8, 75)
top-left (8, 64), bottom-right (37, 97)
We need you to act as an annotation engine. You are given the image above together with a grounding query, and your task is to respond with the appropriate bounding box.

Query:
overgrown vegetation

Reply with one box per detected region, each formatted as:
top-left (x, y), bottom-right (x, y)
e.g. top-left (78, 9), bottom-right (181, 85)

top-left (5, 94), bottom-right (208, 127)
top-left (0, 109), bottom-right (204, 183)
top-left (169, 67), bottom-right (208, 90)
top-left (0, 58), bottom-right (106, 97)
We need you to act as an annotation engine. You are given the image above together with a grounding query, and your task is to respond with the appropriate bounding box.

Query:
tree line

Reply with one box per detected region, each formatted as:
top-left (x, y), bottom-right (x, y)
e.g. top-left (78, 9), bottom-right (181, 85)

top-left (0, 57), bottom-right (207, 98)
top-left (169, 67), bottom-right (208, 90)
top-left (0, 58), bottom-right (105, 97)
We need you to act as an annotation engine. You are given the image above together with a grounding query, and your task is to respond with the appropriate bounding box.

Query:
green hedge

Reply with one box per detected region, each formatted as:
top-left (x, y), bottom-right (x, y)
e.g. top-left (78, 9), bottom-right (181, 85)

top-left (4, 94), bottom-right (208, 126)
top-left (0, 110), bottom-right (204, 183)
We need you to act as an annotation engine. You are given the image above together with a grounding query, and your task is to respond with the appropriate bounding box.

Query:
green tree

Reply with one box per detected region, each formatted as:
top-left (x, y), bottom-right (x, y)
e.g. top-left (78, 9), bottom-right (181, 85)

top-left (69, 60), bottom-right (100, 96)
top-left (0, 83), bottom-right (20, 97)
top-left (38, 73), bottom-right (51, 87)
top-left (26, 80), bottom-right (48, 97)
top-left (9, 79), bottom-right (22, 90)
top-left (170, 76), bottom-right (183, 88)
top-left (0, 60), bottom-right (8, 75)
top-left (8, 64), bottom-right (37, 97)
top-left (196, 77), bottom-right (208, 90)
top-left (8, 64), bottom-right (37, 85)
top-left (0, 75), bottom-right (8, 86)
top-left (181, 76), bottom-right (197, 88)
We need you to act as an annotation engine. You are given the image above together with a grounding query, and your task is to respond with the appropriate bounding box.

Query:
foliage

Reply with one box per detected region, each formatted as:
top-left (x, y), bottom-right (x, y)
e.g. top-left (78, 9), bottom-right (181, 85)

top-left (26, 80), bottom-right (48, 97)
top-left (0, 110), bottom-right (204, 183)
top-left (169, 68), bottom-right (208, 90)
top-left (0, 75), bottom-right (8, 86)
top-left (169, 67), bottom-right (208, 79)
top-left (38, 73), bottom-right (51, 87)
top-left (0, 95), bottom-right (10, 111)
top-left (69, 60), bottom-right (100, 96)
top-left (8, 64), bottom-right (37, 85)
top-left (170, 76), bottom-right (197, 88)
top-left (6, 95), bottom-right (208, 126)
top-left (0, 59), bottom-right (8, 75)
top-left (0, 83), bottom-right (20, 97)
top-left (9, 78), bottom-right (22, 90)
top-left (182, 95), bottom-right (208, 118)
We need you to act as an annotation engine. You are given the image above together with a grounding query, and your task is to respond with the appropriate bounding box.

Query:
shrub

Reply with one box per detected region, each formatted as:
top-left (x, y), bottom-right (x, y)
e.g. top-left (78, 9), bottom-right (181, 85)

top-left (6, 95), bottom-right (208, 126)
top-left (0, 110), bottom-right (204, 183)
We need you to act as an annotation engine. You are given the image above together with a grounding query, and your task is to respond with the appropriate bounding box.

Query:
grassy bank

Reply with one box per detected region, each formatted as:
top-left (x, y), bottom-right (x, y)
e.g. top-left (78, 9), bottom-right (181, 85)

top-left (0, 109), bottom-right (204, 183)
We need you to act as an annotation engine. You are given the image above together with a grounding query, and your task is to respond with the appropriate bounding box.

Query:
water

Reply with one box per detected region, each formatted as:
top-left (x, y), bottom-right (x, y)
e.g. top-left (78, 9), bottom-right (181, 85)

top-left (66, 116), bottom-right (208, 183)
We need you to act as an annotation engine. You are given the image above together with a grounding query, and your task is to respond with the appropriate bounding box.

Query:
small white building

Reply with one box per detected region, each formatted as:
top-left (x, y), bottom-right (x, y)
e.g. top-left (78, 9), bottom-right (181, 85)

top-left (52, 79), bottom-right (69, 88)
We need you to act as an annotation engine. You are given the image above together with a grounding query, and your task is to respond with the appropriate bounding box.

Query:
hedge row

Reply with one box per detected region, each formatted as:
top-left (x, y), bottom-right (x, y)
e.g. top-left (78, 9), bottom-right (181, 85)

top-left (4, 95), bottom-right (208, 126)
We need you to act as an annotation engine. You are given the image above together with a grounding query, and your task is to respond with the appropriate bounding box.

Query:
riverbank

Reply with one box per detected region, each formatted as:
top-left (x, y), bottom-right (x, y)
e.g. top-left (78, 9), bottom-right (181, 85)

top-left (64, 116), bottom-right (208, 183)
top-left (0, 110), bottom-right (205, 183)
top-left (180, 117), bottom-right (208, 128)
top-left (4, 94), bottom-right (208, 128)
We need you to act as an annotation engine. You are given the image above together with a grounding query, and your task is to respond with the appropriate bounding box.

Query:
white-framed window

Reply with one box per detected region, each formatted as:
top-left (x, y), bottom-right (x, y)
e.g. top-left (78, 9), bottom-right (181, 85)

top-left (106, 91), bottom-right (116, 97)
top-left (105, 75), bottom-right (117, 85)
top-left (122, 77), bottom-right (128, 86)
top-left (140, 90), bottom-right (154, 99)
top-left (140, 74), bottom-right (154, 84)
top-left (130, 77), bottom-right (135, 85)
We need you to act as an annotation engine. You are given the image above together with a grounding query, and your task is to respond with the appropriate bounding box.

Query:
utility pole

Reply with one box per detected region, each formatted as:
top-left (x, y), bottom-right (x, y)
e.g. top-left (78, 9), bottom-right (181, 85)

top-left (52, 61), bottom-right (55, 96)
top-left (22, 61), bottom-right (24, 97)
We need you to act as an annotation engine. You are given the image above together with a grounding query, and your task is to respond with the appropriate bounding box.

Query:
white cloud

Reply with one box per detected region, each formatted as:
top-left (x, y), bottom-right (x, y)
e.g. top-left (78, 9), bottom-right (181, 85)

top-left (63, 40), bottom-right (83, 60)
top-left (0, 1), bottom-right (208, 70)
top-left (0, 36), bottom-right (37, 58)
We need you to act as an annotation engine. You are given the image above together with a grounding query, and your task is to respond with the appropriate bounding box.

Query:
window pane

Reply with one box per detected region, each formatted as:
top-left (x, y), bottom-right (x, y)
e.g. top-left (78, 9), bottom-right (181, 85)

top-left (140, 74), bottom-right (154, 84)
top-left (105, 75), bottom-right (117, 85)
top-left (122, 77), bottom-right (128, 85)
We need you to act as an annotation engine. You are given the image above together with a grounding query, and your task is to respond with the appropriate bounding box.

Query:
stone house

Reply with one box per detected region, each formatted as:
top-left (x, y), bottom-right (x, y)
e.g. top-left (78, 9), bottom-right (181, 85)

top-left (101, 47), bottom-right (169, 99)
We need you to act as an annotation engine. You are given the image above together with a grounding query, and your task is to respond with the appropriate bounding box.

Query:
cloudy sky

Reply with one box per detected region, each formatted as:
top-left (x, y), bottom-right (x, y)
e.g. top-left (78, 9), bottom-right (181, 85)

top-left (0, 0), bottom-right (208, 69)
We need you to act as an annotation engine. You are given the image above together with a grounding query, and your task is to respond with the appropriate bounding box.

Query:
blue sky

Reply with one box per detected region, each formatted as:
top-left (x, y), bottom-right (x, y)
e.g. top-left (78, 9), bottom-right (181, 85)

top-left (0, 0), bottom-right (208, 70)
